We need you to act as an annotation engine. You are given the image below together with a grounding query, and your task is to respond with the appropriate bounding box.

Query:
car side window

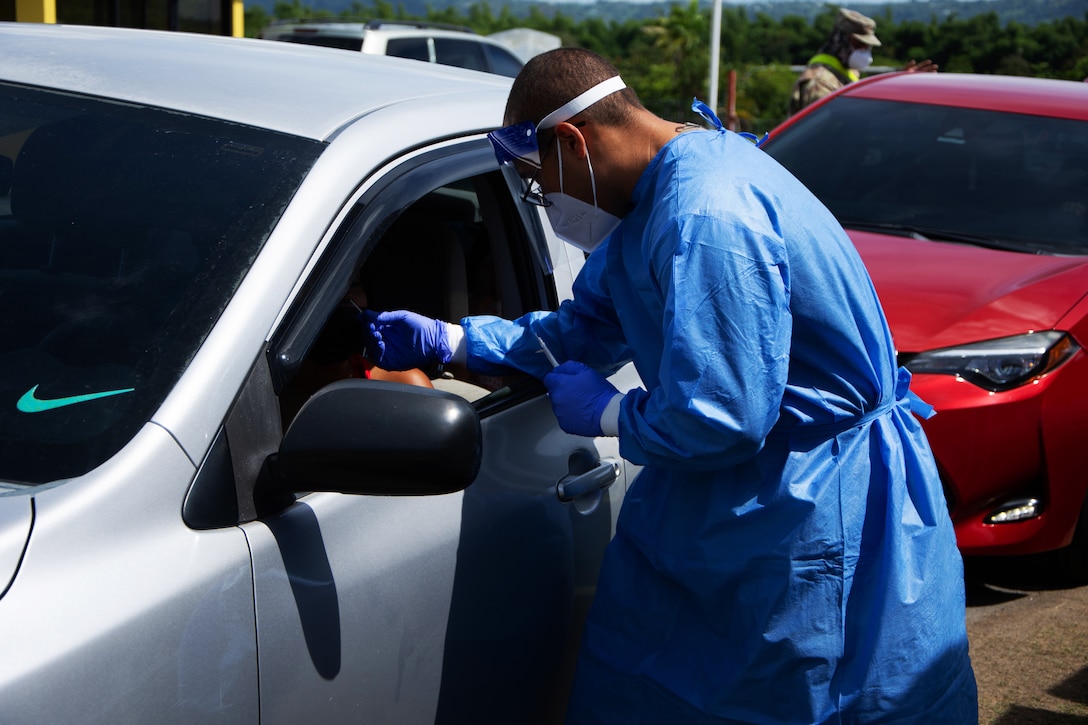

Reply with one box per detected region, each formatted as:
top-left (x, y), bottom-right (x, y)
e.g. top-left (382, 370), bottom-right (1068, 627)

top-left (433, 38), bottom-right (488, 73)
top-left (273, 144), bottom-right (555, 429)
top-left (483, 44), bottom-right (524, 78)
top-left (385, 37), bottom-right (430, 62)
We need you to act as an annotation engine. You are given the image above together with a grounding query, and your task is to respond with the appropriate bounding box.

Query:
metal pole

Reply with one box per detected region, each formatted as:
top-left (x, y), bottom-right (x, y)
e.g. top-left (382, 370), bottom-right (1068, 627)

top-left (728, 68), bottom-right (737, 131)
top-left (709, 0), bottom-right (721, 114)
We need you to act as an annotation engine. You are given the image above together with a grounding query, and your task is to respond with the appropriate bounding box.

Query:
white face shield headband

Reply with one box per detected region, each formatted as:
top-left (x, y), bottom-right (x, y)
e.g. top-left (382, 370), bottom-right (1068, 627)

top-left (486, 76), bottom-right (627, 168)
top-left (486, 76), bottom-right (627, 252)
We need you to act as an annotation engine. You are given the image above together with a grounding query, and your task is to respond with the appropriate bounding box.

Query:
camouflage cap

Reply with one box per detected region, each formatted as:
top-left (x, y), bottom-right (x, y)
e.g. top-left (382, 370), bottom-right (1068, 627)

top-left (835, 8), bottom-right (881, 47)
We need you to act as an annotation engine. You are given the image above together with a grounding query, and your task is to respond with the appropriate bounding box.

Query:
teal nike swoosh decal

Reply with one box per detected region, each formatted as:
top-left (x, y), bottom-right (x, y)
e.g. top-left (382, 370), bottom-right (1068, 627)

top-left (17, 384), bottom-right (135, 413)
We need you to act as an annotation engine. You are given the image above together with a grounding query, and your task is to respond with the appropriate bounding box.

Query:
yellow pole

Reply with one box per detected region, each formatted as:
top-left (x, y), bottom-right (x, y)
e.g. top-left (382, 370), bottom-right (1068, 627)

top-left (231, 0), bottom-right (244, 37)
top-left (16, 0), bottom-right (56, 23)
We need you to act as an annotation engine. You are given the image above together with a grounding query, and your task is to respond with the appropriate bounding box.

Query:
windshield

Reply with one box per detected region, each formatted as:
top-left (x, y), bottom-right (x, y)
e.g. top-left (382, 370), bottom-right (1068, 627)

top-left (765, 97), bottom-right (1088, 255)
top-left (0, 82), bottom-right (323, 485)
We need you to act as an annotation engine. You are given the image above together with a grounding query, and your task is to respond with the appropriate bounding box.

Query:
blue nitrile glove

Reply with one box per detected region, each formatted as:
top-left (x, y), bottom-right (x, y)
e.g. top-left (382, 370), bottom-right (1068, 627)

top-left (543, 360), bottom-right (621, 438)
top-left (359, 309), bottom-right (452, 371)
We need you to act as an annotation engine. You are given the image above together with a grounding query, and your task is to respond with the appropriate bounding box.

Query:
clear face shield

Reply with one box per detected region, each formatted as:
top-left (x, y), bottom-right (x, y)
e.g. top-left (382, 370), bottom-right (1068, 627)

top-left (488, 120), bottom-right (543, 170)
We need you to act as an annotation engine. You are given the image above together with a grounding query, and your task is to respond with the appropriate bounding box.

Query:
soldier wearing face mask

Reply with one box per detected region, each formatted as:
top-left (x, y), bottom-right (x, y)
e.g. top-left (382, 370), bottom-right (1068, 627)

top-left (789, 9), bottom-right (936, 116)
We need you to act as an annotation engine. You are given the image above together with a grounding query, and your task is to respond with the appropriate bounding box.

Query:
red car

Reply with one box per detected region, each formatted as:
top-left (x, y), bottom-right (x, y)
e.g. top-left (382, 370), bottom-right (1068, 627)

top-left (763, 72), bottom-right (1088, 575)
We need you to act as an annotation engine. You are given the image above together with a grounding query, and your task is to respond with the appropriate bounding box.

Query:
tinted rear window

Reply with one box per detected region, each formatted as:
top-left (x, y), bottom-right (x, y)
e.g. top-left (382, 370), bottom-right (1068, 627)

top-left (483, 44), bottom-right (524, 78)
top-left (280, 33), bottom-right (364, 51)
top-left (385, 37), bottom-right (430, 62)
top-left (0, 82), bottom-right (323, 484)
top-left (434, 37), bottom-right (487, 73)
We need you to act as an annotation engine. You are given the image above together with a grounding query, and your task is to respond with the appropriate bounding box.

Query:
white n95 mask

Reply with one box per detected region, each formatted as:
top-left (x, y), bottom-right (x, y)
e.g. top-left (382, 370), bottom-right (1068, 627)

top-left (544, 141), bottom-right (622, 253)
top-left (545, 194), bottom-right (622, 254)
top-left (848, 48), bottom-right (873, 71)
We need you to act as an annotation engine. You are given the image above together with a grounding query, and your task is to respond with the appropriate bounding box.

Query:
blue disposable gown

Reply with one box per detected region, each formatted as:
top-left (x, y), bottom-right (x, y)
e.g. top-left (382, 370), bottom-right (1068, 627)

top-left (461, 129), bottom-right (977, 723)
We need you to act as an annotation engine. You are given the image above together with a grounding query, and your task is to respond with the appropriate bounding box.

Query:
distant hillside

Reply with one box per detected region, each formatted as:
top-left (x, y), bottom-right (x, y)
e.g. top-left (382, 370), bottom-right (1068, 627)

top-left (250, 0), bottom-right (1087, 26)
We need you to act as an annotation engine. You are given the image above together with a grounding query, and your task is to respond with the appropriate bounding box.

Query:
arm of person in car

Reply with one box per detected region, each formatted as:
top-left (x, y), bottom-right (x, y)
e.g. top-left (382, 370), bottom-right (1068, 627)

top-left (902, 59), bottom-right (938, 73)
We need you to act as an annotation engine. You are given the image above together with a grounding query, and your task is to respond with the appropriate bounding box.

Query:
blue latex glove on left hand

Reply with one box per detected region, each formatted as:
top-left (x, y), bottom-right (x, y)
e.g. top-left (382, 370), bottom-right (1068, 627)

top-left (543, 360), bottom-right (620, 437)
top-left (359, 309), bottom-right (452, 371)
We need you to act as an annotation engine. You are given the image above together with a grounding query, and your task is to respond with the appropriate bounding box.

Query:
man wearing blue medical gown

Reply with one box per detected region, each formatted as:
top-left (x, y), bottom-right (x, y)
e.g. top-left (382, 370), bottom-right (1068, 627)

top-left (363, 48), bottom-right (978, 723)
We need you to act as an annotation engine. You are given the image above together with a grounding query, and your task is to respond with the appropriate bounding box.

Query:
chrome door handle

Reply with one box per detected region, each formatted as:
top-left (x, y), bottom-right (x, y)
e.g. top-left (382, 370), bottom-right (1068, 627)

top-left (557, 458), bottom-right (620, 503)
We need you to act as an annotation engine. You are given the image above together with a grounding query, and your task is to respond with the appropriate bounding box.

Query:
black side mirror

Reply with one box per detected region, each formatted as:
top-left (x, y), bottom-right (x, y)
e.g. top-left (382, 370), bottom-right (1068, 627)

top-left (267, 379), bottom-right (481, 496)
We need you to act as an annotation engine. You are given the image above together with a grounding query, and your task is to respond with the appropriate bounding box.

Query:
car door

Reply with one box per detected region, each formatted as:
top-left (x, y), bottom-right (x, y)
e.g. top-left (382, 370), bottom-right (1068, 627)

top-left (235, 139), bottom-right (636, 724)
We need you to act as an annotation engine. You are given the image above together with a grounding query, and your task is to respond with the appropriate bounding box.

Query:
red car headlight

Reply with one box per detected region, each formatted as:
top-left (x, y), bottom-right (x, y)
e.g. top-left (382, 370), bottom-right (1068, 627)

top-left (903, 331), bottom-right (1080, 392)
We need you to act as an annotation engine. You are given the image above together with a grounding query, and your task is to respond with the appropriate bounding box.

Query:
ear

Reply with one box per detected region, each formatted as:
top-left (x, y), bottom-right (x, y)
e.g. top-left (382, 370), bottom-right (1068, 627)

top-left (552, 121), bottom-right (589, 160)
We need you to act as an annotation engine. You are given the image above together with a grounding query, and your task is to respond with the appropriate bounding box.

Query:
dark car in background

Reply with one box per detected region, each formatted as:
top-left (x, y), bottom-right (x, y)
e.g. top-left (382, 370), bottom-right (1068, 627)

top-left (763, 72), bottom-right (1088, 577)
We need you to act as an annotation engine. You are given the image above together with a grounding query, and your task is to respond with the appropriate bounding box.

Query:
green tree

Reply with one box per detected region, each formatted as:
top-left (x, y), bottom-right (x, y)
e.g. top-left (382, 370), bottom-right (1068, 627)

top-left (735, 64), bottom-right (796, 132)
top-left (719, 7), bottom-right (754, 65)
top-left (244, 5), bottom-right (270, 36)
top-left (247, 1), bottom-right (1088, 120)
top-left (637, 0), bottom-right (710, 114)
top-left (885, 18), bottom-right (932, 68)
top-left (1030, 15), bottom-right (1088, 79)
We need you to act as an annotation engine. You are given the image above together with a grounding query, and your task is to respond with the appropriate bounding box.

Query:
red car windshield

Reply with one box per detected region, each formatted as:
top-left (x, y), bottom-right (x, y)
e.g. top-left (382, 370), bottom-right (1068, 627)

top-left (765, 97), bottom-right (1088, 255)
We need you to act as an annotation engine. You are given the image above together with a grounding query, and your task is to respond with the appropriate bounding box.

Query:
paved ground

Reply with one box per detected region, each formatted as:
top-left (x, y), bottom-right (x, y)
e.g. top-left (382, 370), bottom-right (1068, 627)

top-left (964, 553), bottom-right (1088, 724)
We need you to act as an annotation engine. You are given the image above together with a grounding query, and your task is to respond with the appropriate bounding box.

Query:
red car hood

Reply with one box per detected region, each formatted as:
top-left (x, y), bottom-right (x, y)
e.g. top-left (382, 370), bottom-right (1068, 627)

top-left (849, 230), bottom-right (1088, 352)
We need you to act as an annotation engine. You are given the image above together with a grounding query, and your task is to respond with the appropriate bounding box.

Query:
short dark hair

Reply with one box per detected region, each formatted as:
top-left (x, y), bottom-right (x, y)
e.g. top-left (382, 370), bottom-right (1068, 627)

top-left (504, 48), bottom-right (644, 130)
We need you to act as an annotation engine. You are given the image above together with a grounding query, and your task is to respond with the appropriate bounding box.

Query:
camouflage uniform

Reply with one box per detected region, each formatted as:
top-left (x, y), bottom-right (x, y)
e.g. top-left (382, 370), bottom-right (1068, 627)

top-left (789, 9), bottom-right (880, 116)
top-left (789, 56), bottom-right (854, 115)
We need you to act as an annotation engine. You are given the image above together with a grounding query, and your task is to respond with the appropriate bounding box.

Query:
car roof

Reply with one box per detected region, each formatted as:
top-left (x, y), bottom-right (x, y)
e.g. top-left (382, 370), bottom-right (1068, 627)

top-left (373, 26), bottom-right (504, 42)
top-left (840, 72), bottom-right (1088, 121)
top-left (264, 19), bottom-right (481, 38)
top-left (0, 22), bottom-right (512, 139)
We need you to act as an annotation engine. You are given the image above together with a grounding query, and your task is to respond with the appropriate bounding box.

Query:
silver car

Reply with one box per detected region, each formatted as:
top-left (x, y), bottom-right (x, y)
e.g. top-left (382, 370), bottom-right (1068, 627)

top-left (0, 23), bottom-right (639, 723)
top-left (257, 19), bottom-right (526, 78)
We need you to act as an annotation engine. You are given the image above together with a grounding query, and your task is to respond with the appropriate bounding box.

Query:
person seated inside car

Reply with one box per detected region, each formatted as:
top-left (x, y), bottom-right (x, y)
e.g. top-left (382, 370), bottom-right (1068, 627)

top-left (280, 282), bottom-right (432, 426)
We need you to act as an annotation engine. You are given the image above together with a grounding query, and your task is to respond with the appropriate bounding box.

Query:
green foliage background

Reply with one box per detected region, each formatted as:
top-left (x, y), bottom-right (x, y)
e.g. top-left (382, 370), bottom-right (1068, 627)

top-left (245, 1), bottom-right (1088, 132)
